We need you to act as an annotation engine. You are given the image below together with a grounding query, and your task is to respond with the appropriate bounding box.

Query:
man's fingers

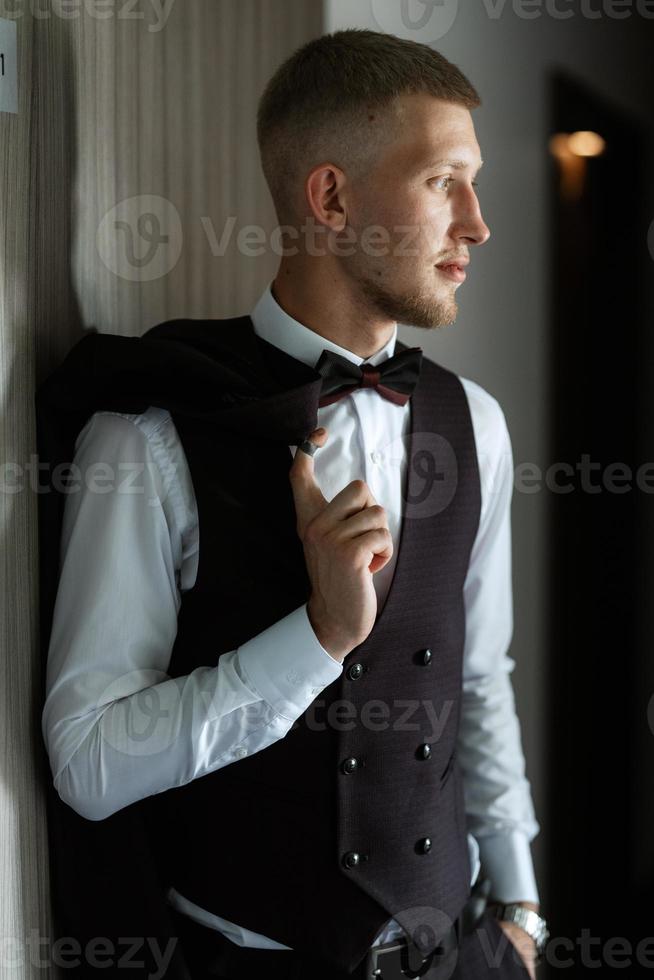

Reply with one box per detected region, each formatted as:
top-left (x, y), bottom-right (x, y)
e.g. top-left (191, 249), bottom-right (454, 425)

top-left (288, 427), bottom-right (329, 535)
top-left (288, 427), bottom-right (385, 542)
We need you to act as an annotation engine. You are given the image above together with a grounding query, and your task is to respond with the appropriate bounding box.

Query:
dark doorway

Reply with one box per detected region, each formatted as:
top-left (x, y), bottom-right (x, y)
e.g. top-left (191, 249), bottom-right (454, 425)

top-left (545, 70), bottom-right (654, 976)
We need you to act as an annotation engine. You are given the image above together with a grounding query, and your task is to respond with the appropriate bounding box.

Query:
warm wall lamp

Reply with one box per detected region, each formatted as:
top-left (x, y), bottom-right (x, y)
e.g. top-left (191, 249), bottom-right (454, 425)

top-left (549, 130), bottom-right (606, 200)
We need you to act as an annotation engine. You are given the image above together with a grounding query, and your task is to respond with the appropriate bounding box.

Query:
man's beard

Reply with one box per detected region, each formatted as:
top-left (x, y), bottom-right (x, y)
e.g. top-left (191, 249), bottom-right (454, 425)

top-left (358, 272), bottom-right (458, 330)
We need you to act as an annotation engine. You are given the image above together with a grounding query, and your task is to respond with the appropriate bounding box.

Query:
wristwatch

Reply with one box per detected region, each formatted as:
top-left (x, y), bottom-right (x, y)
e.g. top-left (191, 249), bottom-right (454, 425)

top-left (488, 903), bottom-right (550, 963)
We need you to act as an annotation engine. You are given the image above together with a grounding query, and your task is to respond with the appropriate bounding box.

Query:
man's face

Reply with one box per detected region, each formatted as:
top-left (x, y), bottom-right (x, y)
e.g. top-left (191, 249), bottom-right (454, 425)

top-left (341, 94), bottom-right (490, 330)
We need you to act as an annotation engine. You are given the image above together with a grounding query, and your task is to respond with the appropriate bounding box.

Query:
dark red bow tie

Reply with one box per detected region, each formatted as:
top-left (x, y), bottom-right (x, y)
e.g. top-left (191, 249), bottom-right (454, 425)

top-left (315, 347), bottom-right (423, 408)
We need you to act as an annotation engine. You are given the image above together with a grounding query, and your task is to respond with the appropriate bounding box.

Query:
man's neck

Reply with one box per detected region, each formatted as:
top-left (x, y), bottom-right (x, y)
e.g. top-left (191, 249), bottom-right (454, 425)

top-left (270, 274), bottom-right (396, 361)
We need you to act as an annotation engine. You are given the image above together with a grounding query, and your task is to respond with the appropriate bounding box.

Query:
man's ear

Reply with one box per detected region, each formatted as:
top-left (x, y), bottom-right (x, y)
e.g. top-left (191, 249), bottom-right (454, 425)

top-left (305, 163), bottom-right (348, 232)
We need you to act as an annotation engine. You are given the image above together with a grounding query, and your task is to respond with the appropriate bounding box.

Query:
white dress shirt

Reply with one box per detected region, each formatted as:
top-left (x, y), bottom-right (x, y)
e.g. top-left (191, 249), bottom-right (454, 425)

top-left (41, 280), bottom-right (540, 952)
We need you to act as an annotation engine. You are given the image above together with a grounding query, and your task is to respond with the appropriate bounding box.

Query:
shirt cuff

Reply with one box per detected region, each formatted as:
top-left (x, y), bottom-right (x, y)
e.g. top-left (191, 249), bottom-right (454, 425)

top-left (236, 602), bottom-right (343, 721)
top-left (476, 830), bottom-right (541, 905)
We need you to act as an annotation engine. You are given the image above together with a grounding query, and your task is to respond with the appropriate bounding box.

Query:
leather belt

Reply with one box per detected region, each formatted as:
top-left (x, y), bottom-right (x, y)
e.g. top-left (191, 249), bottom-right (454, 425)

top-left (170, 877), bottom-right (491, 979)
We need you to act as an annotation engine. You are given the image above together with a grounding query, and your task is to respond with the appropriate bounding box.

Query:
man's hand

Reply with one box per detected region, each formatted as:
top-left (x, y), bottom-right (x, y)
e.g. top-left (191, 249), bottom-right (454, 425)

top-left (491, 900), bottom-right (540, 979)
top-left (495, 920), bottom-right (537, 979)
top-left (288, 426), bottom-right (393, 663)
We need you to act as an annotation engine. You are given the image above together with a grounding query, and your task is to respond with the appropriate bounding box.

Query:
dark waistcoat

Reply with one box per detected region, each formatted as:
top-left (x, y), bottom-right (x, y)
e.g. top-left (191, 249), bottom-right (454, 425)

top-left (35, 314), bottom-right (481, 976)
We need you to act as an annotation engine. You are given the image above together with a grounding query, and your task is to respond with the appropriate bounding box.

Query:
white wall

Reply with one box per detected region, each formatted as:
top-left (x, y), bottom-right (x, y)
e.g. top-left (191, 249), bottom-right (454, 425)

top-left (325, 0), bottom-right (654, 908)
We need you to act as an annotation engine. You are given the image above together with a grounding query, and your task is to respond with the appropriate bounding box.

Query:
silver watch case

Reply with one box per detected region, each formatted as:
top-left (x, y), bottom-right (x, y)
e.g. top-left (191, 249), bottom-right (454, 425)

top-left (489, 903), bottom-right (550, 957)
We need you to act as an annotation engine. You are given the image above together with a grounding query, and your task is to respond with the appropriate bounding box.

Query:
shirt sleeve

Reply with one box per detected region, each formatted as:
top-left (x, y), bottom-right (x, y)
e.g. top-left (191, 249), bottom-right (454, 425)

top-left (457, 380), bottom-right (541, 904)
top-left (41, 410), bottom-right (342, 823)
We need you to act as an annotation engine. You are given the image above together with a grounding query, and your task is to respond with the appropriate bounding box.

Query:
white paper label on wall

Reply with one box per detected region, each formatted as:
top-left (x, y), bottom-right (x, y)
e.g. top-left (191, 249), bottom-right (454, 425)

top-left (0, 18), bottom-right (18, 114)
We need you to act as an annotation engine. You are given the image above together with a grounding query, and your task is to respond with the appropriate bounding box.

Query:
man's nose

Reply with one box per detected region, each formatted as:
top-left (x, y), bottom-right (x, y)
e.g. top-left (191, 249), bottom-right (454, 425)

top-left (459, 212), bottom-right (490, 246)
top-left (470, 213), bottom-right (491, 246)
top-left (453, 190), bottom-right (491, 246)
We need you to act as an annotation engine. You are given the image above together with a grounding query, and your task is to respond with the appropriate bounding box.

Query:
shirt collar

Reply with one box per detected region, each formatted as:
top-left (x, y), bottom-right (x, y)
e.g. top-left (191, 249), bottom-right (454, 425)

top-left (250, 279), bottom-right (397, 370)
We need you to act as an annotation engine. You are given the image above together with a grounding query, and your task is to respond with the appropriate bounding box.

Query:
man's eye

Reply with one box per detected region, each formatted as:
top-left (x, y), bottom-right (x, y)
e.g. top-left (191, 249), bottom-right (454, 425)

top-left (429, 177), bottom-right (481, 191)
top-left (429, 176), bottom-right (454, 191)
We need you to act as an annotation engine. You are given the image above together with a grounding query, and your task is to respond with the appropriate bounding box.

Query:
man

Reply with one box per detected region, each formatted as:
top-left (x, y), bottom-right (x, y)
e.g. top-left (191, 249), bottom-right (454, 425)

top-left (38, 28), bottom-right (547, 980)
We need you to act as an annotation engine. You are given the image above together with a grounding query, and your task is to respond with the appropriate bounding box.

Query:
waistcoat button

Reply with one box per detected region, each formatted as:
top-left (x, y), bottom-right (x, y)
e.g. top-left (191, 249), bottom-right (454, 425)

top-left (420, 649), bottom-right (432, 666)
top-left (418, 743), bottom-right (432, 760)
top-left (347, 662), bottom-right (364, 680)
top-left (341, 757), bottom-right (359, 774)
top-left (416, 837), bottom-right (432, 854)
top-left (342, 851), bottom-right (361, 869)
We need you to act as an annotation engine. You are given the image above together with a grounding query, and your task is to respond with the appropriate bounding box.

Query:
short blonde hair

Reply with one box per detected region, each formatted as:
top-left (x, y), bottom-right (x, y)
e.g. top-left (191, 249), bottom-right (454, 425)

top-left (257, 28), bottom-right (480, 225)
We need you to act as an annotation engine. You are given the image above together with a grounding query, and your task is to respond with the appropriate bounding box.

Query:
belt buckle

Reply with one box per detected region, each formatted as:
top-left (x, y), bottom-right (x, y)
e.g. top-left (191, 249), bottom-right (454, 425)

top-left (363, 922), bottom-right (459, 980)
top-left (363, 937), bottom-right (435, 980)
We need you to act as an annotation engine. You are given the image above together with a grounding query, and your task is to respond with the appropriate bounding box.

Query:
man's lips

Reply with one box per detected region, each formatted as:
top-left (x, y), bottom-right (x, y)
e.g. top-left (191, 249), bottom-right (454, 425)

top-left (435, 260), bottom-right (468, 284)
